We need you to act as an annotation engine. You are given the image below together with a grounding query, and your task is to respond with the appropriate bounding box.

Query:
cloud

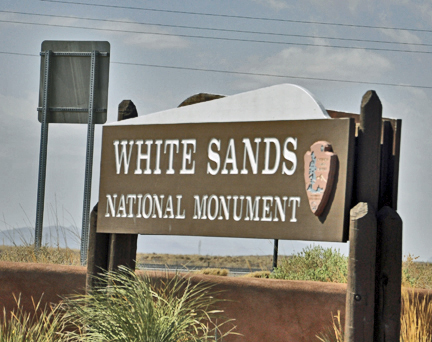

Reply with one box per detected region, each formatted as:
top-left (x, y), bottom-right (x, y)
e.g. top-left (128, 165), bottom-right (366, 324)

top-left (251, 0), bottom-right (289, 10)
top-left (96, 19), bottom-right (189, 50)
top-left (233, 44), bottom-right (393, 90)
top-left (380, 29), bottom-right (422, 49)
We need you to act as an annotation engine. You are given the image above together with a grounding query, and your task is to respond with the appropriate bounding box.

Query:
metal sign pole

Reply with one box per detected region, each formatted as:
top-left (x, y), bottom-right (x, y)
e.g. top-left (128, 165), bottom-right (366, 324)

top-left (35, 50), bottom-right (51, 251)
top-left (80, 50), bottom-right (98, 265)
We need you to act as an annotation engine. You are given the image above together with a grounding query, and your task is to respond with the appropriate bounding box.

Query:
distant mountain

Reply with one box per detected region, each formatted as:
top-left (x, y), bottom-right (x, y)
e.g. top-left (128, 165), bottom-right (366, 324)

top-left (0, 226), bottom-right (347, 257)
top-left (0, 226), bottom-right (81, 250)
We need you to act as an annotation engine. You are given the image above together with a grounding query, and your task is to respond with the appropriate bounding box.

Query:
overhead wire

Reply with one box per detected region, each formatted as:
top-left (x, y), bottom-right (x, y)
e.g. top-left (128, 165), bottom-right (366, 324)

top-left (1, 10), bottom-right (431, 49)
top-left (1, 50), bottom-right (431, 90)
top-left (39, 0), bottom-right (432, 34)
top-left (0, 19), bottom-right (431, 55)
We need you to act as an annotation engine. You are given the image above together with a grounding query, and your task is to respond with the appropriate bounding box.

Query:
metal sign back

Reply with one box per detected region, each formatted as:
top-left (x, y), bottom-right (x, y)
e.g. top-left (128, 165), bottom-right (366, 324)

top-left (38, 41), bottom-right (110, 124)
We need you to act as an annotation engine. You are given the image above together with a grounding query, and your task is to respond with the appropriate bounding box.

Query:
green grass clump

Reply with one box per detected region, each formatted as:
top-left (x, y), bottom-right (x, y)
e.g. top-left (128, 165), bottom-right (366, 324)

top-left (270, 245), bottom-right (348, 283)
top-left (60, 266), bottom-right (235, 341)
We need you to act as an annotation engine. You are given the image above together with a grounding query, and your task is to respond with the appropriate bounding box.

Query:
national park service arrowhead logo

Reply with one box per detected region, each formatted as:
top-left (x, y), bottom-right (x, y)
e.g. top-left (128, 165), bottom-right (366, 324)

top-left (304, 141), bottom-right (338, 216)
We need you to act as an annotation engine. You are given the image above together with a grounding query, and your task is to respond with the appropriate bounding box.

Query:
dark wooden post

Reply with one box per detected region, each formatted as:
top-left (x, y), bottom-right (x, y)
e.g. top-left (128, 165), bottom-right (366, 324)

top-left (374, 206), bottom-right (402, 341)
top-left (345, 91), bottom-right (382, 342)
top-left (107, 100), bottom-right (139, 272)
top-left (345, 202), bottom-right (377, 341)
top-left (86, 203), bottom-right (109, 291)
top-left (374, 116), bottom-right (403, 341)
top-left (86, 100), bottom-right (138, 290)
top-left (353, 90), bottom-right (382, 210)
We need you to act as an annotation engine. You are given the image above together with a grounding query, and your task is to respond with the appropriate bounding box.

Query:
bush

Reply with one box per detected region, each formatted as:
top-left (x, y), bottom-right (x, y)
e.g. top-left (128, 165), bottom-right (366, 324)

top-left (270, 245), bottom-right (348, 283)
top-left (195, 268), bottom-right (229, 276)
top-left (60, 267), bottom-right (236, 341)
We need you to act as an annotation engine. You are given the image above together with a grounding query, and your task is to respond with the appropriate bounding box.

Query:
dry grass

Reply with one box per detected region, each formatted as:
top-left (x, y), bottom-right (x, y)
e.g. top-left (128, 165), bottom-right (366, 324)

top-left (194, 268), bottom-right (230, 276)
top-left (316, 311), bottom-right (344, 342)
top-left (400, 289), bottom-right (432, 341)
top-left (0, 245), bottom-right (80, 265)
top-left (240, 271), bottom-right (271, 278)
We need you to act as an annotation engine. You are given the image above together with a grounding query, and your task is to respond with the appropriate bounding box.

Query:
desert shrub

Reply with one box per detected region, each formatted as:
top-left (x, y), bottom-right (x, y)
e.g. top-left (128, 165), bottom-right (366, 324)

top-left (60, 266), bottom-right (236, 341)
top-left (270, 245), bottom-right (348, 283)
top-left (241, 271), bottom-right (271, 278)
top-left (195, 268), bottom-right (229, 276)
top-left (402, 255), bottom-right (432, 289)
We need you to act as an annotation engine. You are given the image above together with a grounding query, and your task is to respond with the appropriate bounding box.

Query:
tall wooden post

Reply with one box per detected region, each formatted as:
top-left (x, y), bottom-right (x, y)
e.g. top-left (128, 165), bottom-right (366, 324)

top-left (345, 91), bottom-right (382, 342)
top-left (374, 206), bottom-right (402, 341)
top-left (107, 100), bottom-right (139, 272)
top-left (86, 100), bottom-right (138, 290)
top-left (345, 203), bottom-right (377, 341)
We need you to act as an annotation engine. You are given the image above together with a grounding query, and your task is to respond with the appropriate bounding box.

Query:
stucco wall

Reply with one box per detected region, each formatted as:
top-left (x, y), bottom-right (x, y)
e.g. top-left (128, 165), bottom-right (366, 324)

top-left (0, 261), bottom-right (348, 341)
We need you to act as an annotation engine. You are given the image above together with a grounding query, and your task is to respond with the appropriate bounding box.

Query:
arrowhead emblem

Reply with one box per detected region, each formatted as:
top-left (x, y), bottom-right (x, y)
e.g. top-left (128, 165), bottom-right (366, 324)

top-left (304, 141), bottom-right (338, 216)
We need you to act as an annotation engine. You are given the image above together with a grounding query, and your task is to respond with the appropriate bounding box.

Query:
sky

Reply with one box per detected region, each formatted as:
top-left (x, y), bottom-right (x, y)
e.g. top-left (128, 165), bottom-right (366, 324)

top-left (0, 0), bottom-right (432, 259)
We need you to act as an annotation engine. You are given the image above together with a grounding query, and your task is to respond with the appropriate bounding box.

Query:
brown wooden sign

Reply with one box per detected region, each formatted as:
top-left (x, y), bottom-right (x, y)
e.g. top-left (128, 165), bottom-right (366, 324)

top-left (97, 118), bottom-right (355, 242)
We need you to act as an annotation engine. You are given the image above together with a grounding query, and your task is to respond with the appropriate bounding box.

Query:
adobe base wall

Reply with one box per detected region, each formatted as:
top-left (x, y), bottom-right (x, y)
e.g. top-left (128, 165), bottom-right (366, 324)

top-left (0, 261), bottom-right (350, 341)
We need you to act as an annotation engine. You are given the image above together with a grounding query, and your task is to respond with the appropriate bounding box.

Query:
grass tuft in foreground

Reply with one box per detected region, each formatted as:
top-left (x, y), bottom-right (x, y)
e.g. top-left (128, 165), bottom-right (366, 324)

top-left (0, 294), bottom-right (66, 342)
top-left (60, 266), bottom-right (236, 341)
top-left (316, 290), bottom-right (432, 341)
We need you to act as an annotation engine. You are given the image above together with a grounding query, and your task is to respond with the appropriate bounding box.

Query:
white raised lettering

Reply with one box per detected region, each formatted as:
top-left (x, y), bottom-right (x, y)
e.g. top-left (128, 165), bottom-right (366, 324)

top-left (116, 194), bottom-right (127, 217)
top-left (175, 195), bottom-right (186, 219)
top-left (207, 195), bottom-right (219, 221)
top-left (152, 195), bottom-right (165, 218)
top-left (134, 140), bottom-right (153, 175)
top-left (222, 139), bottom-right (239, 174)
top-left (282, 137), bottom-right (297, 175)
top-left (180, 139), bottom-right (196, 174)
top-left (207, 139), bottom-right (221, 175)
top-left (218, 196), bottom-right (232, 220)
top-left (163, 196), bottom-right (174, 219)
top-left (261, 196), bottom-right (273, 221)
top-left (241, 138), bottom-right (261, 174)
top-left (273, 196), bottom-right (288, 222)
top-left (114, 140), bottom-right (134, 174)
top-left (126, 194), bottom-right (136, 217)
top-left (262, 138), bottom-right (281, 174)
top-left (105, 194), bottom-right (117, 217)
top-left (193, 195), bottom-right (208, 219)
top-left (245, 196), bottom-right (261, 221)
top-left (164, 140), bottom-right (179, 174)
top-left (289, 197), bottom-right (301, 222)
top-left (154, 140), bottom-right (163, 174)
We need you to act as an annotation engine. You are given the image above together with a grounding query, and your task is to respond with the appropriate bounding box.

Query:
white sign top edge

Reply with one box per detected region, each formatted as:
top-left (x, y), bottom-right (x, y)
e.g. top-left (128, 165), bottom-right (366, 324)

top-left (106, 84), bottom-right (330, 127)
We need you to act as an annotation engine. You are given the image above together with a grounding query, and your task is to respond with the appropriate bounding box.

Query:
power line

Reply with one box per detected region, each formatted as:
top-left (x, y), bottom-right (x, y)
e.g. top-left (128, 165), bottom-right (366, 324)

top-left (112, 61), bottom-right (432, 90)
top-left (1, 10), bottom-right (431, 49)
top-left (1, 19), bottom-right (431, 55)
top-left (39, 0), bottom-right (432, 34)
top-left (1, 50), bottom-right (431, 90)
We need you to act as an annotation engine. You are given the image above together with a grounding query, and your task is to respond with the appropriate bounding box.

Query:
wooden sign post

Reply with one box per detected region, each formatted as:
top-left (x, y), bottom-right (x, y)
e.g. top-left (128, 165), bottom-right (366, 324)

top-left (87, 85), bottom-right (402, 342)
